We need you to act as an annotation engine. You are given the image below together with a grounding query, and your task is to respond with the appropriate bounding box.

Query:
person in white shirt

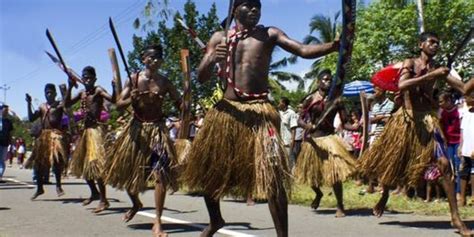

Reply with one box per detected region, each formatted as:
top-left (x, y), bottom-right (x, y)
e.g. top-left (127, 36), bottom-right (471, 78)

top-left (278, 97), bottom-right (298, 168)
top-left (461, 86), bottom-right (474, 206)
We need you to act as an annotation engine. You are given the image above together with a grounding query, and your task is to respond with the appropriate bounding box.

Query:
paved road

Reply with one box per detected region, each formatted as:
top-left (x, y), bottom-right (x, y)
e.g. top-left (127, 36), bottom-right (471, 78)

top-left (1, 167), bottom-right (471, 237)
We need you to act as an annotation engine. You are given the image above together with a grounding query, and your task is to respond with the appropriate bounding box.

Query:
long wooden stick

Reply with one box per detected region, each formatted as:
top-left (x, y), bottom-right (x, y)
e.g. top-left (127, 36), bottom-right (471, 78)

top-left (45, 29), bottom-right (82, 87)
top-left (178, 49), bottom-right (192, 139)
top-left (358, 91), bottom-right (369, 159)
top-left (109, 17), bottom-right (132, 83)
top-left (108, 48), bottom-right (123, 101)
top-left (223, 0), bottom-right (235, 43)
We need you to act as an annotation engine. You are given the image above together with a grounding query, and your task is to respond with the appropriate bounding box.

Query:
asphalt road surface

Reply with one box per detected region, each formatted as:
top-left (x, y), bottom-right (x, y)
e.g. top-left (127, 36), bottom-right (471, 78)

top-left (1, 167), bottom-right (472, 237)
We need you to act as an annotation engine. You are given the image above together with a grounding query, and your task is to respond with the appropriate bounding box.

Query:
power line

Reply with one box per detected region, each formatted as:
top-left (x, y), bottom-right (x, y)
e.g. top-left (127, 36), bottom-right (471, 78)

top-left (6, 0), bottom-right (146, 85)
top-left (0, 84), bottom-right (11, 103)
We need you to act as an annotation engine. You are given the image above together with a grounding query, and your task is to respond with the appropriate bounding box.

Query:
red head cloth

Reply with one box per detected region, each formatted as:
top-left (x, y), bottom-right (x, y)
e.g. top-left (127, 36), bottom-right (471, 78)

top-left (371, 62), bottom-right (404, 92)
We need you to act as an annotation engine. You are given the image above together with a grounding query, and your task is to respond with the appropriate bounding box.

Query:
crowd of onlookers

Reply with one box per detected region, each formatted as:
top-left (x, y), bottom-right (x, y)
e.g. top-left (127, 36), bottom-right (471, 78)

top-left (276, 86), bottom-right (474, 207)
top-left (5, 137), bottom-right (26, 169)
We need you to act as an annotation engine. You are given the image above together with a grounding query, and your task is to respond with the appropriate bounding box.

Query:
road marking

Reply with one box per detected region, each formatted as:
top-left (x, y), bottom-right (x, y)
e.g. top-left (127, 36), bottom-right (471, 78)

top-left (137, 211), bottom-right (257, 237)
top-left (2, 178), bottom-right (35, 188)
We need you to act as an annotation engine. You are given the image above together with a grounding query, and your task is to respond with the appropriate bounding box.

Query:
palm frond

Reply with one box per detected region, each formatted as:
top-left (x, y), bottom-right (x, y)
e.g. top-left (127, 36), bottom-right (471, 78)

top-left (303, 35), bottom-right (322, 44)
top-left (270, 58), bottom-right (289, 70)
top-left (270, 71), bottom-right (303, 82)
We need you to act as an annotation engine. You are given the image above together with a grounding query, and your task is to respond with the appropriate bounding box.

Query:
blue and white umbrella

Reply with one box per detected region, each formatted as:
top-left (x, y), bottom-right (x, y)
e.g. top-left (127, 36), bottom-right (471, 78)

top-left (343, 80), bottom-right (374, 97)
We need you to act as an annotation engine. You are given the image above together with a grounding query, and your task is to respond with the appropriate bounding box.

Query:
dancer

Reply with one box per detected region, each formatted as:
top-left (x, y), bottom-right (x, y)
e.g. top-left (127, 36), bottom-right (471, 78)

top-left (181, 0), bottom-right (339, 236)
top-left (27, 84), bottom-right (68, 200)
top-left (66, 66), bottom-right (115, 213)
top-left (105, 44), bottom-right (180, 237)
top-left (358, 32), bottom-right (471, 236)
top-left (295, 69), bottom-right (357, 218)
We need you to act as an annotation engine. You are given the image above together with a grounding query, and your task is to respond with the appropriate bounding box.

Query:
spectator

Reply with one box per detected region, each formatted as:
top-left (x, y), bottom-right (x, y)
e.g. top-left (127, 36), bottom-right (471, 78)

top-left (460, 97), bottom-right (474, 206)
top-left (292, 103), bottom-right (305, 161)
top-left (0, 104), bottom-right (14, 182)
top-left (278, 97), bottom-right (298, 168)
top-left (17, 138), bottom-right (25, 169)
top-left (439, 92), bottom-right (463, 204)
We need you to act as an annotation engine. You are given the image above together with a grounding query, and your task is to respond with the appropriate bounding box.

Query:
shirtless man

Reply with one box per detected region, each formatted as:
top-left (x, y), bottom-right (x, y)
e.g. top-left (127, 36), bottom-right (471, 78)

top-left (359, 32), bottom-right (472, 236)
top-left (181, 0), bottom-right (339, 236)
top-left (27, 84), bottom-right (68, 200)
top-left (295, 69), bottom-right (357, 218)
top-left (104, 44), bottom-right (180, 237)
top-left (66, 66), bottom-right (115, 213)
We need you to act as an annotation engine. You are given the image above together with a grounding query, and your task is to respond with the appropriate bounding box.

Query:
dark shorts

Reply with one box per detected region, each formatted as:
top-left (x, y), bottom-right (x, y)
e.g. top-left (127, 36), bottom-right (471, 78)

top-left (460, 156), bottom-right (473, 177)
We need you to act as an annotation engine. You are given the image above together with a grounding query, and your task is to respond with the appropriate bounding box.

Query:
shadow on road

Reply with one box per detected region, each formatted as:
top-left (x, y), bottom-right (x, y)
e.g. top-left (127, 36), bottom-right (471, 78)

top-left (163, 207), bottom-right (197, 214)
top-left (314, 208), bottom-right (412, 216)
top-left (128, 221), bottom-right (270, 234)
top-left (94, 206), bottom-right (155, 217)
top-left (128, 223), bottom-right (201, 234)
top-left (40, 197), bottom-right (121, 205)
top-left (0, 207), bottom-right (11, 211)
top-left (380, 220), bottom-right (474, 230)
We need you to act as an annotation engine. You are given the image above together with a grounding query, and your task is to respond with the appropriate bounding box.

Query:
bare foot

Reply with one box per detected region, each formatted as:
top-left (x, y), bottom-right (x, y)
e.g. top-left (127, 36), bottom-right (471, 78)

top-left (92, 201), bottom-right (110, 213)
top-left (122, 203), bottom-right (143, 222)
top-left (373, 193), bottom-right (389, 218)
top-left (335, 208), bottom-right (346, 218)
top-left (152, 223), bottom-right (168, 237)
top-left (311, 193), bottom-right (323, 210)
top-left (31, 190), bottom-right (45, 200)
top-left (246, 198), bottom-right (256, 206)
top-left (452, 218), bottom-right (474, 237)
top-left (82, 195), bottom-right (100, 206)
top-left (56, 187), bottom-right (65, 197)
top-left (200, 218), bottom-right (225, 237)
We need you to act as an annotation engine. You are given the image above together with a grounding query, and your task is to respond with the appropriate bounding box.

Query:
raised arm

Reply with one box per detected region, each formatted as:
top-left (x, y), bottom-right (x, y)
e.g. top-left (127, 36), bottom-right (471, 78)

top-left (398, 59), bottom-right (449, 91)
top-left (62, 79), bottom-right (82, 108)
top-left (465, 77), bottom-right (474, 96)
top-left (297, 97), bottom-right (313, 130)
top-left (197, 31), bottom-right (226, 84)
top-left (116, 79), bottom-right (133, 109)
top-left (25, 93), bottom-right (40, 122)
top-left (272, 27), bottom-right (338, 59)
top-left (446, 74), bottom-right (465, 94)
top-left (98, 83), bottom-right (116, 104)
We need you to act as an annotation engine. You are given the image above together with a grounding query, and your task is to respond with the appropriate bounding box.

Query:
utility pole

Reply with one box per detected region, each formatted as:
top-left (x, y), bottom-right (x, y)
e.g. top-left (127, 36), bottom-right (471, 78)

top-left (0, 84), bottom-right (11, 103)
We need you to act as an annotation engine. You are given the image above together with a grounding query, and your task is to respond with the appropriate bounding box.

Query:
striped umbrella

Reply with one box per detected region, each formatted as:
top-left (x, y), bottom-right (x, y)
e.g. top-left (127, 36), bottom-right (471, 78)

top-left (343, 80), bottom-right (374, 97)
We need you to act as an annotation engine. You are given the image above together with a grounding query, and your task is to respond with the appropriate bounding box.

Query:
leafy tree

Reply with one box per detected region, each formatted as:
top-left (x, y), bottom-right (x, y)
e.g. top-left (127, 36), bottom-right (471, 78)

top-left (351, 0), bottom-right (473, 82)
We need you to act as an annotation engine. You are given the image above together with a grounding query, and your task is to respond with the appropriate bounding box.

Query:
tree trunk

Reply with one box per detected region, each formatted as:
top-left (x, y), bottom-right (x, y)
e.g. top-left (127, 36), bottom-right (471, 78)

top-left (416, 0), bottom-right (425, 33)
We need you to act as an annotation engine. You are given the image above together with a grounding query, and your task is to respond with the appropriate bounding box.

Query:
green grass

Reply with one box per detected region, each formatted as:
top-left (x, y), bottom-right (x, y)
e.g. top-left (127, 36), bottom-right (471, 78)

top-left (290, 182), bottom-right (474, 219)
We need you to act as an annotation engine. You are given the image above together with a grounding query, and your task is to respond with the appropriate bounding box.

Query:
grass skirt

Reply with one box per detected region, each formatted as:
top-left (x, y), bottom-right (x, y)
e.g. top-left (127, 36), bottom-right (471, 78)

top-left (295, 135), bottom-right (356, 187)
top-left (104, 118), bottom-right (177, 194)
top-left (27, 129), bottom-right (67, 171)
top-left (181, 99), bottom-right (291, 200)
top-left (358, 108), bottom-right (439, 187)
top-left (70, 127), bottom-right (106, 180)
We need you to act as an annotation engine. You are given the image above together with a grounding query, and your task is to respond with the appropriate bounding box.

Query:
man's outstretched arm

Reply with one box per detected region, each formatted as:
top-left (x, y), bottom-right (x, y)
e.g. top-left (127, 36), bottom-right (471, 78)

top-left (272, 27), bottom-right (338, 59)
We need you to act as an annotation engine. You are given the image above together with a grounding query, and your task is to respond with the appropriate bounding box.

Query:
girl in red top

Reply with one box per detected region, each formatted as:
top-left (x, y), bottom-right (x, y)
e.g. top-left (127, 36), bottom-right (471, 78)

top-left (439, 92), bottom-right (463, 199)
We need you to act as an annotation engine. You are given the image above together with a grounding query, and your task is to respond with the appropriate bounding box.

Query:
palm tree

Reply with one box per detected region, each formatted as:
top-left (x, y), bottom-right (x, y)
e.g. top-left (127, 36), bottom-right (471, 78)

top-left (302, 11), bottom-right (341, 92)
top-left (269, 56), bottom-right (305, 91)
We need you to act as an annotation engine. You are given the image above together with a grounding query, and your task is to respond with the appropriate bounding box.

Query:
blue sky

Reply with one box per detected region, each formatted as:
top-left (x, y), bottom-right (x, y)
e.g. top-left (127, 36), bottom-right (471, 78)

top-left (1, 0), bottom-right (360, 118)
